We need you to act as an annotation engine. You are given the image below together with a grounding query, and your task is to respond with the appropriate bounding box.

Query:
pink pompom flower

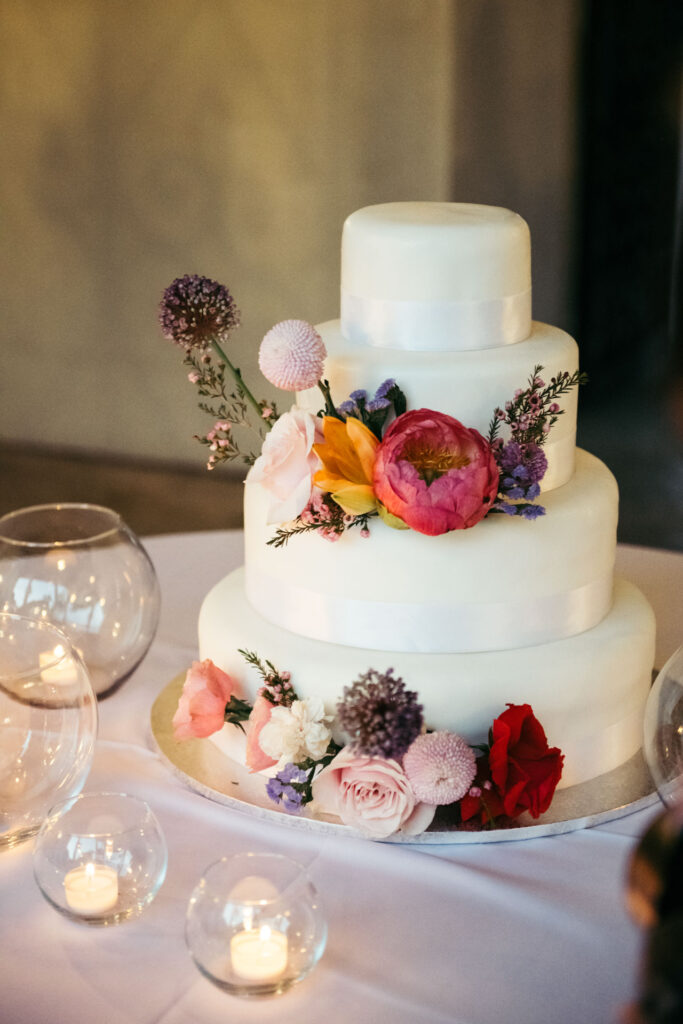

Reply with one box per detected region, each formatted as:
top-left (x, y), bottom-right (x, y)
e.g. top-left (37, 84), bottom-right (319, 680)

top-left (373, 409), bottom-right (499, 536)
top-left (172, 659), bottom-right (241, 740)
top-left (312, 746), bottom-right (436, 839)
top-left (403, 731), bottom-right (477, 805)
top-left (259, 319), bottom-right (326, 391)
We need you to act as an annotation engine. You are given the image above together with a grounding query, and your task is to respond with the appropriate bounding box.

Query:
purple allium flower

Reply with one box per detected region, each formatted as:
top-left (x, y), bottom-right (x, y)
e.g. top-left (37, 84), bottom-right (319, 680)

top-left (159, 274), bottom-right (240, 351)
top-left (337, 668), bottom-right (423, 759)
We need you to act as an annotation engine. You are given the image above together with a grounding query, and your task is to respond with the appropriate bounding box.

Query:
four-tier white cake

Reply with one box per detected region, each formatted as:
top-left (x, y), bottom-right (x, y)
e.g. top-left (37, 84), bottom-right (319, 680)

top-left (199, 202), bottom-right (656, 790)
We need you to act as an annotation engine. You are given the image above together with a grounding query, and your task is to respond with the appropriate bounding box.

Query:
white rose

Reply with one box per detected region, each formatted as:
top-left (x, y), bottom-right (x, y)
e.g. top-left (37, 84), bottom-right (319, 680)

top-left (247, 407), bottom-right (323, 524)
top-left (258, 697), bottom-right (332, 764)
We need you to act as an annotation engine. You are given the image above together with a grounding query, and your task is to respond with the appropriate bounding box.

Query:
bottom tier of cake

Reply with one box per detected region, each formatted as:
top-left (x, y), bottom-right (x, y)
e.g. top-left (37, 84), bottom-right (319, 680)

top-left (198, 570), bottom-right (656, 789)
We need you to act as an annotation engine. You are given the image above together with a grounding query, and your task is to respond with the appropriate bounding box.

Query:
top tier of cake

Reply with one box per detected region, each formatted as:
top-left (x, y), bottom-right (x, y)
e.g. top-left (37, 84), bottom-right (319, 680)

top-left (340, 202), bottom-right (532, 351)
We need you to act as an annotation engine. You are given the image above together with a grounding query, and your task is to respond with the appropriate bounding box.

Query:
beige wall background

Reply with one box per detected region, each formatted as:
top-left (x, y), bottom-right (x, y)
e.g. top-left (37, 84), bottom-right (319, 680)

top-left (0, 0), bottom-right (580, 468)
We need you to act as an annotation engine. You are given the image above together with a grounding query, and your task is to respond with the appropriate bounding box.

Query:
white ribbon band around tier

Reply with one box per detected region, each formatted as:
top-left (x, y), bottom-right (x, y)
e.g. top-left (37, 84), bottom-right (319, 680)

top-left (246, 570), bottom-right (614, 654)
top-left (341, 288), bottom-right (532, 351)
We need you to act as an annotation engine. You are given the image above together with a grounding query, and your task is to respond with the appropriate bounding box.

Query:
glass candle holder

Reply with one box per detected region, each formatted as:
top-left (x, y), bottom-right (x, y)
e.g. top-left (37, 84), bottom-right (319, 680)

top-left (186, 853), bottom-right (327, 998)
top-left (0, 503), bottom-right (160, 698)
top-left (644, 644), bottom-right (683, 808)
top-left (33, 792), bottom-right (168, 925)
top-left (0, 613), bottom-right (97, 849)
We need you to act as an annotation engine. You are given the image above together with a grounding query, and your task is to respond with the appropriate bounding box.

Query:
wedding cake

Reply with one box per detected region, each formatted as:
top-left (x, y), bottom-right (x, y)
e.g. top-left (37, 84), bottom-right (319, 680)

top-left (194, 202), bottom-right (655, 806)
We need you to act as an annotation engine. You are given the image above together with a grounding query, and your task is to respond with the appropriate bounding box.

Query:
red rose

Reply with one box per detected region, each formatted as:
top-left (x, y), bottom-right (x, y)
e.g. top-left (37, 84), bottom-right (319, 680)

top-left (460, 704), bottom-right (563, 825)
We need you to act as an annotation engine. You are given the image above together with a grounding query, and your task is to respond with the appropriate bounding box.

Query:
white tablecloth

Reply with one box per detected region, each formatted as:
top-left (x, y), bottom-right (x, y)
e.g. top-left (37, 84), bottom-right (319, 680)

top-left (3, 534), bottom-right (682, 1024)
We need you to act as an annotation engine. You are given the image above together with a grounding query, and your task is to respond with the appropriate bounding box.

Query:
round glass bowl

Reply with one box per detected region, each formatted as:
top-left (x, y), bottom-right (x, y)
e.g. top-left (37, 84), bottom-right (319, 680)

top-left (0, 503), bottom-right (160, 698)
top-left (33, 792), bottom-right (168, 925)
top-left (186, 853), bottom-right (327, 998)
top-left (0, 613), bottom-right (97, 849)
top-left (644, 644), bottom-right (683, 808)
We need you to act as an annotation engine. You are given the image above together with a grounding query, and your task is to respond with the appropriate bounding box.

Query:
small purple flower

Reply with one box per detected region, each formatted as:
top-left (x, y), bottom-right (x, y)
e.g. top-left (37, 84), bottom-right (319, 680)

top-left (337, 400), bottom-right (358, 418)
top-left (374, 379), bottom-right (396, 399)
top-left (366, 398), bottom-right (390, 412)
top-left (337, 668), bottom-right (423, 759)
top-left (521, 503), bottom-right (545, 520)
top-left (349, 389), bottom-right (367, 403)
top-left (266, 763), bottom-right (309, 813)
top-left (492, 500), bottom-right (518, 516)
top-left (159, 274), bottom-right (240, 351)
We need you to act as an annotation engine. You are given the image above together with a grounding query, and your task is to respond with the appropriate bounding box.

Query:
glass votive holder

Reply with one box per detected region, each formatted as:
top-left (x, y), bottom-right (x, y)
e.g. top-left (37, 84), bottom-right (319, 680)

top-left (33, 792), bottom-right (168, 925)
top-left (0, 613), bottom-right (97, 850)
top-left (644, 643), bottom-right (683, 808)
top-left (0, 503), bottom-right (160, 698)
top-left (186, 853), bottom-right (327, 998)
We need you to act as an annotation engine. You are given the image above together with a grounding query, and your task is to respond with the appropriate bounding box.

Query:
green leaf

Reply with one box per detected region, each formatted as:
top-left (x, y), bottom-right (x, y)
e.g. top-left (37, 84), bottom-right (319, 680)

top-left (377, 503), bottom-right (409, 530)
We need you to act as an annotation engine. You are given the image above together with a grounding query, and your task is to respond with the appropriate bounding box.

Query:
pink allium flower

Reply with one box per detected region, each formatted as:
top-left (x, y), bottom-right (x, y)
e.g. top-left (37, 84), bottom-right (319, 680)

top-left (312, 747), bottom-right (436, 839)
top-left (403, 732), bottom-right (477, 805)
top-left (172, 659), bottom-right (240, 740)
top-left (245, 694), bottom-right (278, 773)
top-left (259, 319), bottom-right (326, 391)
top-left (373, 409), bottom-right (499, 536)
top-left (247, 406), bottom-right (323, 523)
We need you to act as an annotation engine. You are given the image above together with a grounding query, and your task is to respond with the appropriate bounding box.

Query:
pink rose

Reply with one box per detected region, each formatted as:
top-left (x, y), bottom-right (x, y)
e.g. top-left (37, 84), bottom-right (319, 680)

top-left (173, 659), bottom-right (240, 740)
top-left (373, 409), bottom-right (499, 536)
top-left (245, 695), bottom-right (278, 772)
top-left (312, 747), bottom-right (436, 839)
top-left (247, 406), bottom-right (323, 524)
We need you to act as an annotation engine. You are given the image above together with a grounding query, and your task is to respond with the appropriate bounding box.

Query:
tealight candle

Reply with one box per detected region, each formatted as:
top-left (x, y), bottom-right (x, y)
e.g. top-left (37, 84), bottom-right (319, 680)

top-left (40, 646), bottom-right (78, 686)
top-left (64, 862), bottom-right (119, 915)
top-left (230, 925), bottom-right (288, 982)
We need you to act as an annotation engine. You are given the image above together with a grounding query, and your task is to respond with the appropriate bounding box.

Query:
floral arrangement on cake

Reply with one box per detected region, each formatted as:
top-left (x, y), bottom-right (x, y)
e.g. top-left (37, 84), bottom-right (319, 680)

top-left (172, 654), bottom-right (564, 839)
top-left (159, 275), bottom-right (586, 542)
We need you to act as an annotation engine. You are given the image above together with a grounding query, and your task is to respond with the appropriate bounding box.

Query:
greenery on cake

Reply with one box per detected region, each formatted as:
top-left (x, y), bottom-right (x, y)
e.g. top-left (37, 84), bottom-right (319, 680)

top-left (159, 274), bottom-right (586, 539)
top-left (172, 654), bottom-right (565, 839)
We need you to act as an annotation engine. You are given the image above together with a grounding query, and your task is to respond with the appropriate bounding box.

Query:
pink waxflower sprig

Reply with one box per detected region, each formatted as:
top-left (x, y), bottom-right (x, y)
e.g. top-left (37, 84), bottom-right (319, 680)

top-left (486, 364), bottom-right (587, 519)
top-left (487, 364), bottom-right (588, 449)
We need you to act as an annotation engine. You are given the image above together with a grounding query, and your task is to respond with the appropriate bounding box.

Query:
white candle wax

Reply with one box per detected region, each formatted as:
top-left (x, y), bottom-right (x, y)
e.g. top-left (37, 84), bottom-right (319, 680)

top-left (64, 862), bottom-right (119, 915)
top-left (40, 646), bottom-right (78, 686)
top-left (230, 925), bottom-right (288, 982)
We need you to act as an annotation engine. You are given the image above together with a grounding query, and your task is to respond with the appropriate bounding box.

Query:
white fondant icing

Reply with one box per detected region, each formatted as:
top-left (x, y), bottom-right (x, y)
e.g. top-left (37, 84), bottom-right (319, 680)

top-left (298, 320), bottom-right (579, 492)
top-left (244, 450), bottom-right (618, 653)
top-left (199, 573), bottom-right (656, 789)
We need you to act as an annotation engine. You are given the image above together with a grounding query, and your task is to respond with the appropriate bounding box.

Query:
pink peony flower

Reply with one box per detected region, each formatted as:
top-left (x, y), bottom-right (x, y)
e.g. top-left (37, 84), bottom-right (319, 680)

top-left (373, 409), bottom-right (499, 536)
top-left (247, 406), bottom-right (323, 523)
top-left (259, 319), bottom-right (326, 391)
top-left (403, 731), bottom-right (477, 805)
top-left (245, 695), bottom-right (278, 772)
top-left (173, 659), bottom-right (241, 740)
top-left (312, 746), bottom-right (435, 839)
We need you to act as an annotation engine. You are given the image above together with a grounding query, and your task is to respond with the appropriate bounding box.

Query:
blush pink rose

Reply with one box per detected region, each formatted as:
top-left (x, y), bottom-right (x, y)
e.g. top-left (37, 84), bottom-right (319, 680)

top-left (247, 406), bottom-right (323, 524)
top-left (373, 409), bottom-right (499, 536)
top-left (173, 659), bottom-right (240, 740)
top-left (245, 694), bottom-right (278, 772)
top-left (312, 747), bottom-right (436, 839)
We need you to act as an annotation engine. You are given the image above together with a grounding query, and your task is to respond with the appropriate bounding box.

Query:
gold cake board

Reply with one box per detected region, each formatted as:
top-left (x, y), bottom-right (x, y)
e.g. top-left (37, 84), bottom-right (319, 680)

top-left (150, 674), bottom-right (659, 845)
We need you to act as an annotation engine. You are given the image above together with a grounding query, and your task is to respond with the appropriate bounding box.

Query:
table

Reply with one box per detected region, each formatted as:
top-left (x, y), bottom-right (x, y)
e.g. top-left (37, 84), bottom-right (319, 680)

top-left (2, 533), bottom-right (682, 1024)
